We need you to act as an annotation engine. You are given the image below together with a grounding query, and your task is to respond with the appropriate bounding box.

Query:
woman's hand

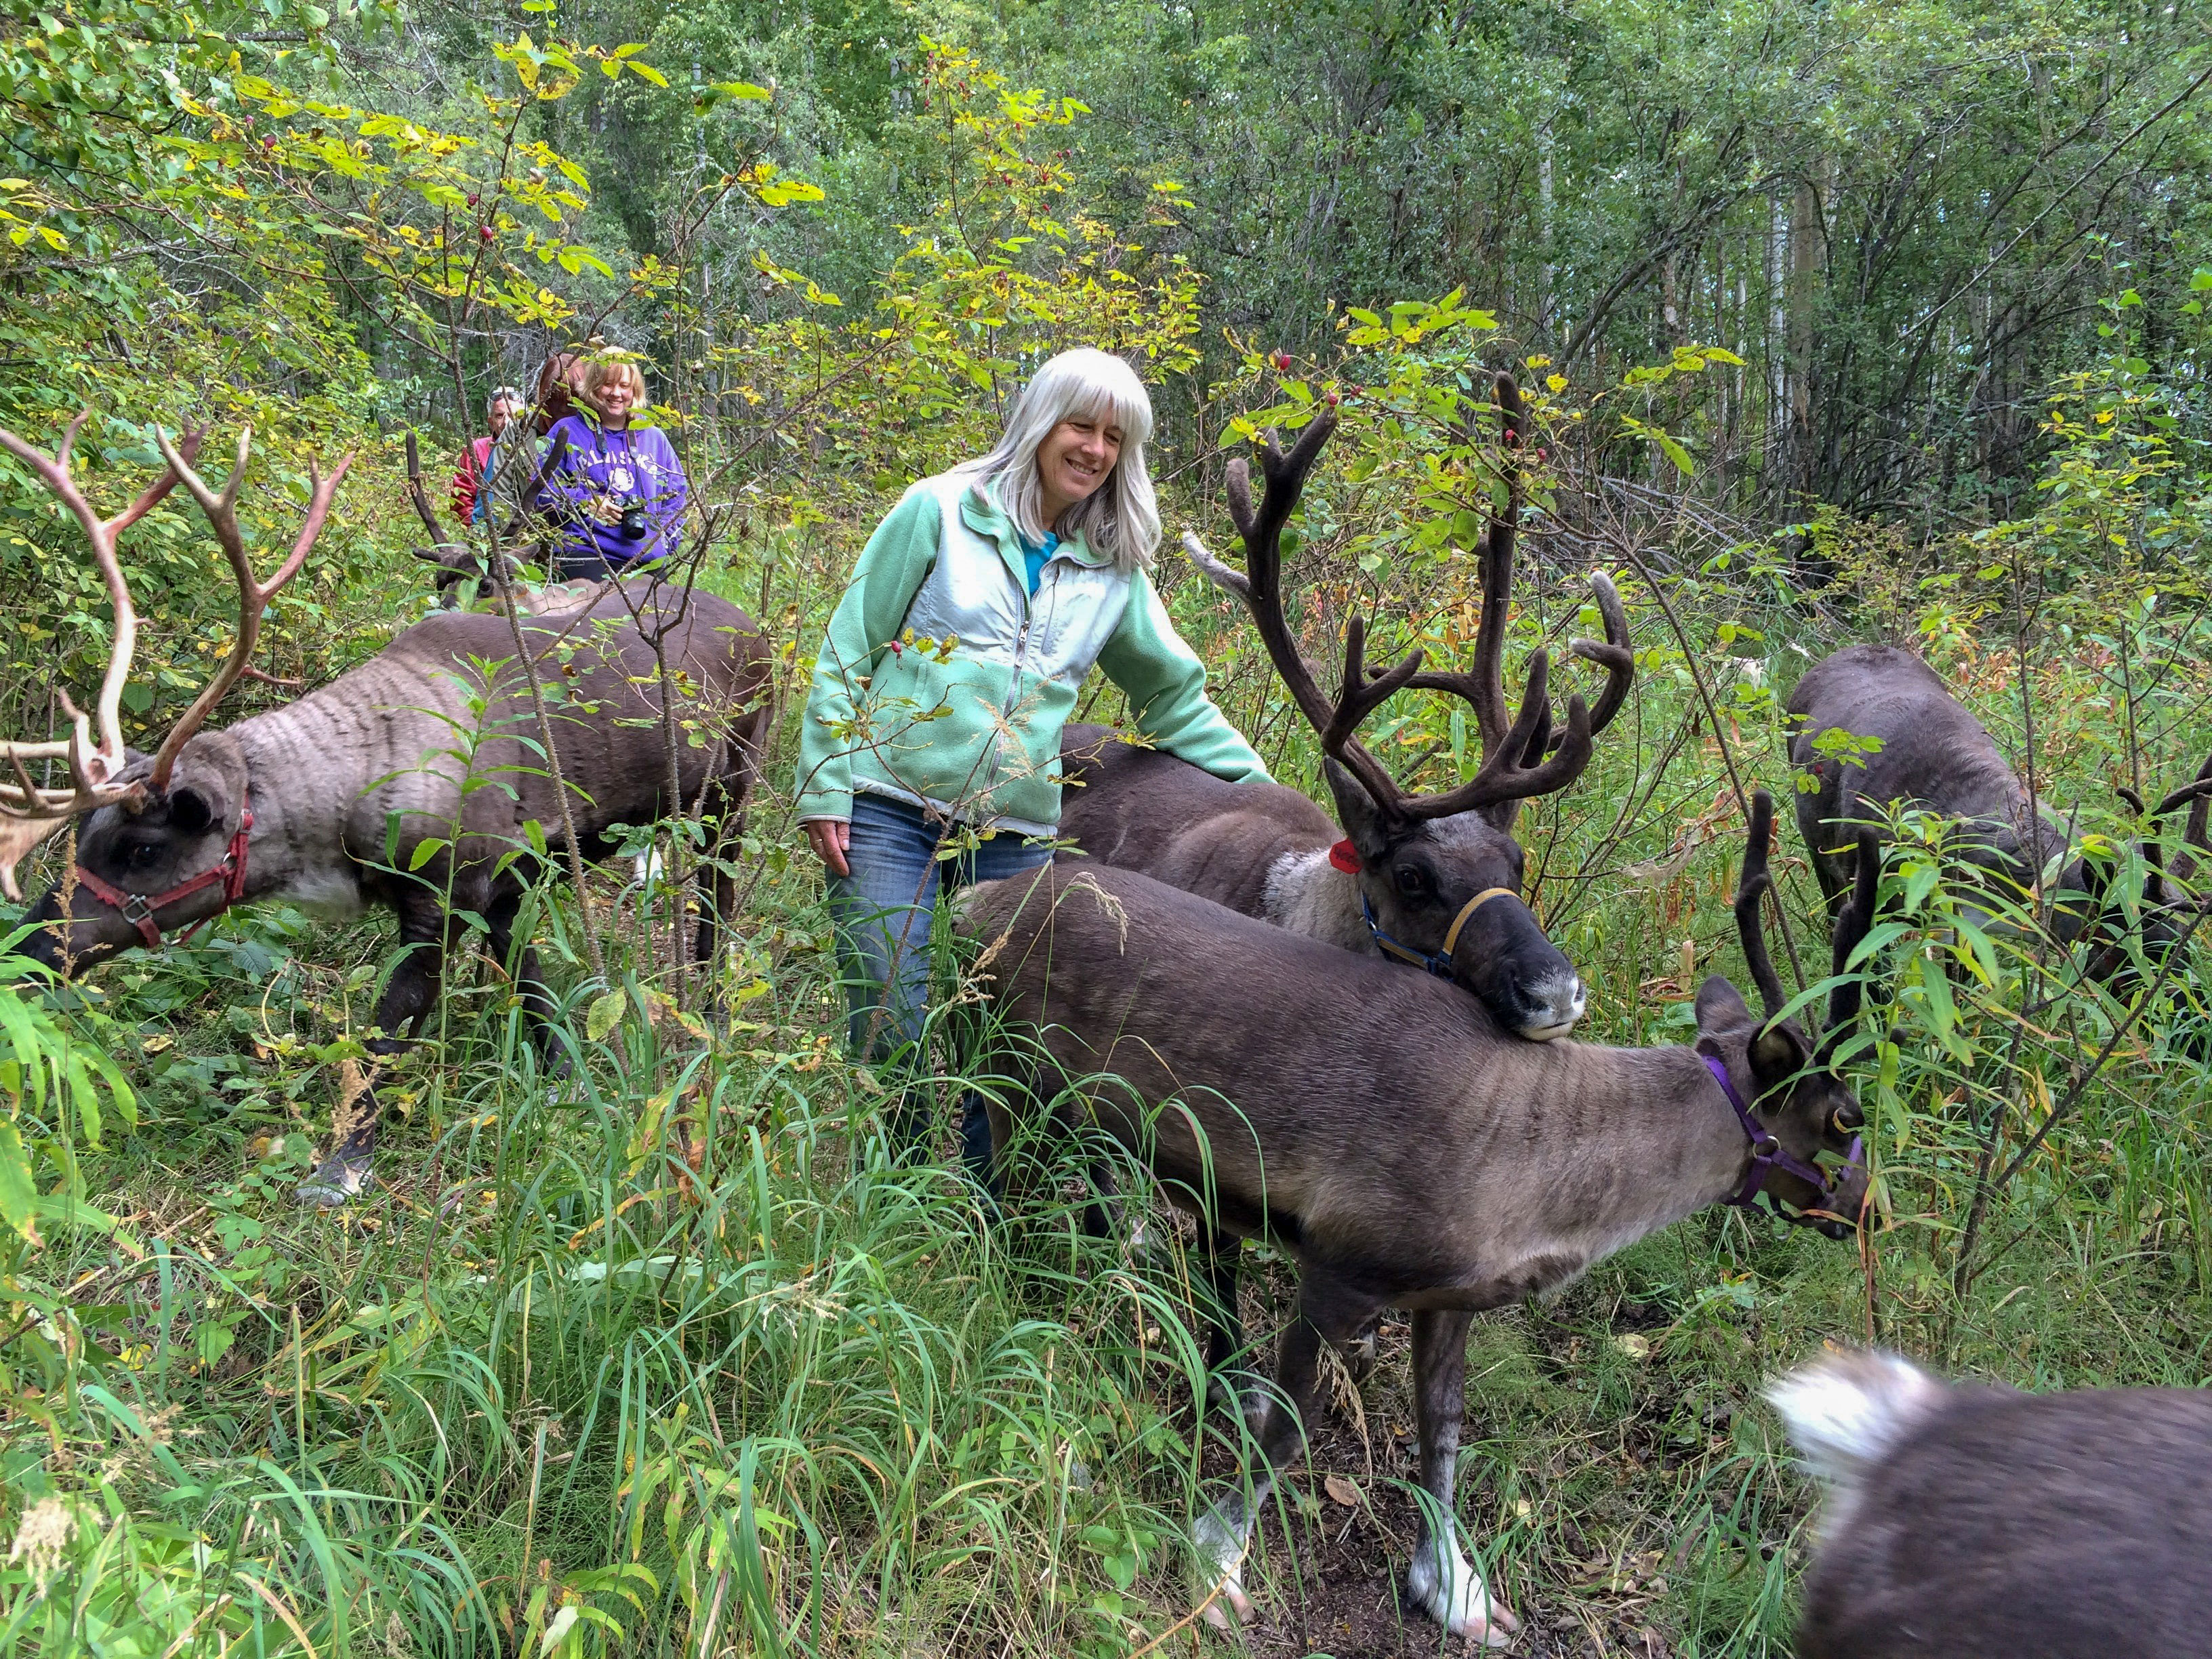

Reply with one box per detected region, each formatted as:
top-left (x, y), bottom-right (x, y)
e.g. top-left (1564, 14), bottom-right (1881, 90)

top-left (805, 819), bottom-right (851, 878)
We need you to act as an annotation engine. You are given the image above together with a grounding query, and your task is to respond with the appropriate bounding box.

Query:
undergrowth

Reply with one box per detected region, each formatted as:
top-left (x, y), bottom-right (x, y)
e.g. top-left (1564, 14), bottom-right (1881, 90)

top-left (5, 505), bottom-right (2211, 1658)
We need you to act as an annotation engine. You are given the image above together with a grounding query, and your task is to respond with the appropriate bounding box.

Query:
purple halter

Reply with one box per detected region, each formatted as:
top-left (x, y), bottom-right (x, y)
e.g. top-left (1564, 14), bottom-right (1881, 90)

top-left (1702, 1052), bottom-right (1864, 1224)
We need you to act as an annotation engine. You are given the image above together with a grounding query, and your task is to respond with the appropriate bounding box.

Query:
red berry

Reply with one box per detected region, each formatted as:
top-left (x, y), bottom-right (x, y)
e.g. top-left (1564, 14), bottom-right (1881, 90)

top-left (1274, 352), bottom-right (1292, 372)
top-left (479, 224), bottom-right (494, 241)
top-left (1325, 390), bottom-right (1340, 407)
top-left (1504, 429), bottom-right (1521, 446)
top-left (1536, 447), bottom-right (1549, 462)
top-left (466, 192), bottom-right (480, 208)
top-left (1345, 383), bottom-right (1364, 397)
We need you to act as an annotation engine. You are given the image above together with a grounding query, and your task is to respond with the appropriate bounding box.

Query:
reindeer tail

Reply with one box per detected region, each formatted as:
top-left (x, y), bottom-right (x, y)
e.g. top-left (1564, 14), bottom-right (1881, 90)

top-left (1766, 1349), bottom-right (1949, 1490)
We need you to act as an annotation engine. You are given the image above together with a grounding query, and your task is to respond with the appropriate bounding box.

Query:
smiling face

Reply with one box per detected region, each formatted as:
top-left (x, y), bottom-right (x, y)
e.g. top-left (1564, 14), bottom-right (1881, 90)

top-left (594, 375), bottom-right (638, 426)
top-left (1036, 413), bottom-right (1124, 527)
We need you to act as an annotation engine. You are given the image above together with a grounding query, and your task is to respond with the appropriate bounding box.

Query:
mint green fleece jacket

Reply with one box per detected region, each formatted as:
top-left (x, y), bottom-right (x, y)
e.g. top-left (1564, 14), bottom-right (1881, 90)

top-left (796, 471), bottom-right (1269, 835)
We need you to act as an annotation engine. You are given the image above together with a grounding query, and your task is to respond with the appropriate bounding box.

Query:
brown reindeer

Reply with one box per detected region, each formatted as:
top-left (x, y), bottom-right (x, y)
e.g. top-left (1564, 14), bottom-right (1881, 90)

top-left (962, 791), bottom-right (1874, 1641)
top-left (1768, 1348), bottom-right (2212, 1659)
top-left (1058, 376), bottom-right (1633, 1042)
top-left (1788, 642), bottom-right (2212, 982)
top-left (4, 415), bottom-right (770, 1205)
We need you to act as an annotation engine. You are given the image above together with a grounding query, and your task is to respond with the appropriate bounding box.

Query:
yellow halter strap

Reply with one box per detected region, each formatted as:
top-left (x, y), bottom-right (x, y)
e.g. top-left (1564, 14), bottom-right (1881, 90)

top-left (1440, 887), bottom-right (1519, 959)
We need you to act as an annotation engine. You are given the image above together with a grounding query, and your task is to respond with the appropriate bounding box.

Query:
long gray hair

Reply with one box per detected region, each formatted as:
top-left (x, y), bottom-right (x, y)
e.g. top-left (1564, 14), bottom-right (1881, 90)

top-left (965, 348), bottom-right (1160, 573)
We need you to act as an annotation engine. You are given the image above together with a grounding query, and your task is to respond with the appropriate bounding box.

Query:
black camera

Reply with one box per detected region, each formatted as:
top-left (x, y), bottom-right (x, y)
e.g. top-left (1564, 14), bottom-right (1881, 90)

top-left (617, 501), bottom-right (649, 539)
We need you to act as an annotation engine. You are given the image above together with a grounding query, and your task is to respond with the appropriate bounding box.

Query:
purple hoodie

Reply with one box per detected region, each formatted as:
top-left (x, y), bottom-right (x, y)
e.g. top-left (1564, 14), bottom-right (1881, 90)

top-left (538, 414), bottom-right (689, 567)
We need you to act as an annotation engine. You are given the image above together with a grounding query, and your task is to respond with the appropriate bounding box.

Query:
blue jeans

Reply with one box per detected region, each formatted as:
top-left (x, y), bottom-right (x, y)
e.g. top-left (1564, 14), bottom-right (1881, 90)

top-left (827, 792), bottom-right (1053, 1176)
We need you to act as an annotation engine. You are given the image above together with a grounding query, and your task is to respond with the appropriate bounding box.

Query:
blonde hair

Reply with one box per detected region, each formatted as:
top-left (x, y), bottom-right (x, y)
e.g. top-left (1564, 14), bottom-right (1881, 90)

top-left (966, 348), bottom-right (1159, 574)
top-left (584, 359), bottom-right (647, 409)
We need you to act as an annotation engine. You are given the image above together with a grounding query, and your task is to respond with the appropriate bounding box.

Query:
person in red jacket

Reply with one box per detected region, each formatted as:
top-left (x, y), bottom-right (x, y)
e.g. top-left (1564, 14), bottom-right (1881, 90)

top-left (449, 387), bottom-right (524, 523)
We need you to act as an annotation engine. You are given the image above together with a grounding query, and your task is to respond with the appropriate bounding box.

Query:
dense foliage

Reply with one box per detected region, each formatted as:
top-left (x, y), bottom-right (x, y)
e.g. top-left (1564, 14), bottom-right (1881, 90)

top-left (1, 0), bottom-right (2210, 1653)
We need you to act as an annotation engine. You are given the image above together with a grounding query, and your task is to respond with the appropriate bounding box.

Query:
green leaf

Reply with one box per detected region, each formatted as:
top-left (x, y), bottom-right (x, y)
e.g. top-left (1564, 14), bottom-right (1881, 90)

top-left (407, 838), bottom-right (449, 872)
top-left (0, 1121), bottom-right (35, 1237)
top-left (587, 991), bottom-right (626, 1043)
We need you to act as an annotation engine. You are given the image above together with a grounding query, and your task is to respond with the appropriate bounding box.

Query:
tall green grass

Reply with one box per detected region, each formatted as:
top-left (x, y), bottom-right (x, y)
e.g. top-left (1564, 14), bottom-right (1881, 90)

top-left (5, 538), bottom-right (2211, 1657)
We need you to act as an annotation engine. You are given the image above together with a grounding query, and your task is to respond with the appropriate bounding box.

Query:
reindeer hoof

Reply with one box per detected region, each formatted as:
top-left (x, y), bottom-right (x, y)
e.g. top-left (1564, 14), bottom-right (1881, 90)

top-left (1342, 1326), bottom-right (1378, 1385)
top-left (1408, 1540), bottom-right (1517, 1647)
top-left (1193, 1502), bottom-right (1256, 1629)
top-left (296, 1151), bottom-right (375, 1209)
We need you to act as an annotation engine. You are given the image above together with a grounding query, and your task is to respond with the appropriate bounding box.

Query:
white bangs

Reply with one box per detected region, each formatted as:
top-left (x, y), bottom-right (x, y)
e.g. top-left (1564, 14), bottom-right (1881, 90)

top-left (966, 348), bottom-right (1162, 574)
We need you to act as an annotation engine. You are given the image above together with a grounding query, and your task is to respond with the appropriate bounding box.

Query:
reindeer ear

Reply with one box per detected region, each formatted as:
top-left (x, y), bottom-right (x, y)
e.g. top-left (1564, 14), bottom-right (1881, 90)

top-left (1694, 974), bottom-right (1753, 1036)
top-left (1750, 1023), bottom-right (1808, 1086)
top-left (166, 785), bottom-right (220, 834)
top-left (1323, 756), bottom-right (1395, 861)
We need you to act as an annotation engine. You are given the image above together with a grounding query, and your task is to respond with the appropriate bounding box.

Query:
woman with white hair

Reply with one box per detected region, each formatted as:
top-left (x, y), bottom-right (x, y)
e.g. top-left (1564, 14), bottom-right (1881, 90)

top-left (798, 346), bottom-right (1269, 1173)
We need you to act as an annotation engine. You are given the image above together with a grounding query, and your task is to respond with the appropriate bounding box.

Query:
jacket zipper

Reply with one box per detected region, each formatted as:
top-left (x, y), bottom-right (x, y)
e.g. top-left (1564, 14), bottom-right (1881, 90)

top-left (1004, 553), bottom-right (1040, 715)
top-left (987, 551), bottom-right (1044, 804)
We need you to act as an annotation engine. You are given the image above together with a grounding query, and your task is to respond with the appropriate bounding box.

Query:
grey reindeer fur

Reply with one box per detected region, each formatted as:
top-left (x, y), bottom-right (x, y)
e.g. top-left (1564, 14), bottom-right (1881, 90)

top-left (1786, 644), bottom-right (2069, 913)
top-left (960, 798), bottom-right (1869, 1643)
top-left (1786, 642), bottom-right (2212, 971)
top-left (1769, 1349), bottom-right (2212, 1659)
top-left (1057, 380), bottom-right (1632, 1043)
top-left (25, 588), bottom-right (769, 1203)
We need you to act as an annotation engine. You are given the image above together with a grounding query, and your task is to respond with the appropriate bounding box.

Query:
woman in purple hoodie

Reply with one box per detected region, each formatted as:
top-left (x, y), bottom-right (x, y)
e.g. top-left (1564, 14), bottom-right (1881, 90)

top-left (537, 359), bottom-right (690, 579)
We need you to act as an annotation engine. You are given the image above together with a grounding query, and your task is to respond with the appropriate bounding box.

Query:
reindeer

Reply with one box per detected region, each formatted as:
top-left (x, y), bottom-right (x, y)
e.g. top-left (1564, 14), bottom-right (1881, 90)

top-left (1059, 377), bottom-right (1632, 1042)
top-left (1767, 1348), bottom-right (2212, 1659)
top-left (398, 432), bottom-right (599, 616)
top-left (961, 790), bottom-right (1874, 1643)
top-left (1787, 642), bottom-right (2212, 984)
top-left (3, 415), bottom-right (770, 1206)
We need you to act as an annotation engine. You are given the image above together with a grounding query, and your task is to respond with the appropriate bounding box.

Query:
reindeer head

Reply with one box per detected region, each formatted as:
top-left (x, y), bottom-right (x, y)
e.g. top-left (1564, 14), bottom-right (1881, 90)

top-left (410, 540), bottom-right (527, 609)
top-left (1696, 790), bottom-right (1876, 1235)
top-left (2070, 762), bottom-right (2212, 990)
top-left (3, 416), bottom-right (350, 972)
top-left (20, 736), bottom-right (251, 972)
top-left (1185, 375), bottom-right (1633, 1041)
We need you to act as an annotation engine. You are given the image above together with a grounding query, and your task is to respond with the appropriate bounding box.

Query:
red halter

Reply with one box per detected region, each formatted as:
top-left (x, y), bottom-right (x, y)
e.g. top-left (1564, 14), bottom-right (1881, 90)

top-left (70, 805), bottom-right (254, 949)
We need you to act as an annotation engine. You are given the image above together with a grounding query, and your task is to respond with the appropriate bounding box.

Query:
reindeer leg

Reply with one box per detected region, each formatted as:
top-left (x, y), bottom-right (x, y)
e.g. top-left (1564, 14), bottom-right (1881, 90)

top-left (1405, 1308), bottom-right (1516, 1645)
top-left (1192, 1223), bottom-right (1254, 1414)
top-left (693, 716), bottom-right (764, 981)
top-left (1195, 1273), bottom-right (1375, 1629)
top-left (298, 897), bottom-right (446, 1208)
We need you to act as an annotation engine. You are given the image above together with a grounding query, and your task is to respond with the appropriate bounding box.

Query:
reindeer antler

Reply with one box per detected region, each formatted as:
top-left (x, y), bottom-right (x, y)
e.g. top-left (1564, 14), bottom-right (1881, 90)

top-left (403, 430), bottom-right (448, 543)
top-left (148, 427), bottom-right (354, 790)
top-left (1187, 373), bottom-right (1633, 827)
top-left (1194, 409), bottom-right (1431, 811)
top-left (1400, 373), bottom-right (1633, 827)
top-left (1820, 830), bottom-right (1882, 1058)
top-left (0, 415), bottom-right (207, 898)
top-left (1732, 789), bottom-right (1791, 1027)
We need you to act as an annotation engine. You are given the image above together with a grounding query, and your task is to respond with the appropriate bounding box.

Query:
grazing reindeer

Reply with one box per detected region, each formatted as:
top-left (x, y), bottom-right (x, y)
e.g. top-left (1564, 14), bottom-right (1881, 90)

top-left (1768, 1349), bottom-right (2212, 1659)
top-left (3, 416), bottom-right (770, 1205)
top-left (962, 790), bottom-right (1874, 1641)
top-left (400, 432), bottom-right (596, 615)
top-left (1787, 642), bottom-right (2212, 975)
top-left (1059, 376), bottom-right (1633, 1042)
